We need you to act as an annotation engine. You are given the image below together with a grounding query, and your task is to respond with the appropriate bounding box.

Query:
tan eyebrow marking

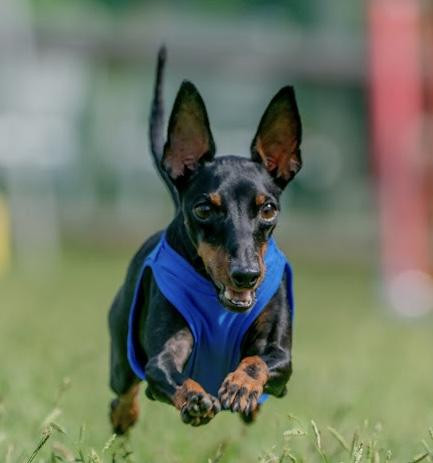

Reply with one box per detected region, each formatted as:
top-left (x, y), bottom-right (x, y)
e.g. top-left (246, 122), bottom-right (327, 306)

top-left (209, 192), bottom-right (222, 207)
top-left (255, 194), bottom-right (266, 206)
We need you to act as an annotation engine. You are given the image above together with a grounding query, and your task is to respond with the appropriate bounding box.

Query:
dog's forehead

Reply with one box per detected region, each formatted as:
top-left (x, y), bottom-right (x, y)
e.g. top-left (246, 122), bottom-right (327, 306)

top-left (189, 156), bottom-right (277, 201)
top-left (215, 162), bottom-right (261, 194)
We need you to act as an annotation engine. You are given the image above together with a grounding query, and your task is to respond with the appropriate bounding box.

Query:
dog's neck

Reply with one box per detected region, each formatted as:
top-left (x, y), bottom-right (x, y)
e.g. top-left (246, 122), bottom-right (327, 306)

top-left (165, 212), bottom-right (208, 278)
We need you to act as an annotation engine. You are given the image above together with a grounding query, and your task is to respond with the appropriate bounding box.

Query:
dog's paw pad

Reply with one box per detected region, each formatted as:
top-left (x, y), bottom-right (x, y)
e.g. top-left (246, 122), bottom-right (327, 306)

top-left (180, 392), bottom-right (220, 426)
top-left (175, 379), bottom-right (220, 426)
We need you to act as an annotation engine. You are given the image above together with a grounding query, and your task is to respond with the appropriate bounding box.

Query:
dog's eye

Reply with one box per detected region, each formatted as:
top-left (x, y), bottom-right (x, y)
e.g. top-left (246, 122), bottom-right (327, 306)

top-left (193, 204), bottom-right (212, 221)
top-left (260, 203), bottom-right (278, 221)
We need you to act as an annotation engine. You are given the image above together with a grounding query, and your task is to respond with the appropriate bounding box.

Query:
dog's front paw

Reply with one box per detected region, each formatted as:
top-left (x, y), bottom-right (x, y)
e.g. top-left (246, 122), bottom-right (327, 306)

top-left (218, 371), bottom-right (262, 416)
top-left (174, 379), bottom-right (220, 426)
top-left (218, 356), bottom-right (268, 417)
top-left (180, 391), bottom-right (220, 426)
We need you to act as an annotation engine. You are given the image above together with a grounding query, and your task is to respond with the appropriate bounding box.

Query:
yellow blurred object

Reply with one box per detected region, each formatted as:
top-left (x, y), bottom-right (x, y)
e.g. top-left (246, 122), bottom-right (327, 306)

top-left (0, 195), bottom-right (11, 276)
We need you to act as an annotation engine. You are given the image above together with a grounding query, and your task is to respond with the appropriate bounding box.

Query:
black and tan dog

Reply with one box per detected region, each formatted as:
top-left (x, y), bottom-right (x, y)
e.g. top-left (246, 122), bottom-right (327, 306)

top-left (108, 47), bottom-right (302, 432)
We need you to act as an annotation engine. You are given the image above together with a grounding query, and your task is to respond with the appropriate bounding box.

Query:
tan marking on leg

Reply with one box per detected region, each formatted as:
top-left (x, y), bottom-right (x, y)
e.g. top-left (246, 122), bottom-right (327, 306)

top-left (110, 383), bottom-right (140, 434)
top-left (173, 378), bottom-right (205, 410)
top-left (240, 356), bottom-right (269, 384)
top-left (219, 356), bottom-right (269, 414)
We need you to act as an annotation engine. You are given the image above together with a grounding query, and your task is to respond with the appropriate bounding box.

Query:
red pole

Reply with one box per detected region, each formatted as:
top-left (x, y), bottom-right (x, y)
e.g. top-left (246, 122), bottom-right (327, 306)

top-left (369, 0), bottom-right (432, 315)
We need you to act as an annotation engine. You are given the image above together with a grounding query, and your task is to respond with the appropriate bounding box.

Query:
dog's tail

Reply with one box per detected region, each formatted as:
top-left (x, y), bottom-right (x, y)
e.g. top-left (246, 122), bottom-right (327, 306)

top-left (149, 46), bottom-right (180, 210)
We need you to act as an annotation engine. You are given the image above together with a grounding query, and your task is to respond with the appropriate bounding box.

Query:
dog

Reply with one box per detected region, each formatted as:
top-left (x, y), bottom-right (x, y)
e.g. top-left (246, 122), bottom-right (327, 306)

top-left (108, 47), bottom-right (302, 432)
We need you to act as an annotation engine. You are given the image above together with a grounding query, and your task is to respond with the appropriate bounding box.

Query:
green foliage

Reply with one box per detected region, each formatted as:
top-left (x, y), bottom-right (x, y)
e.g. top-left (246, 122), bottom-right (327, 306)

top-left (95, 0), bottom-right (141, 8)
top-left (30, 0), bottom-right (363, 27)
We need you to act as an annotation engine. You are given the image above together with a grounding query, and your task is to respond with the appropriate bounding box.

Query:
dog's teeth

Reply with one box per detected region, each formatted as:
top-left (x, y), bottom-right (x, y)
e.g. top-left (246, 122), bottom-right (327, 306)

top-left (224, 288), bottom-right (253, 306)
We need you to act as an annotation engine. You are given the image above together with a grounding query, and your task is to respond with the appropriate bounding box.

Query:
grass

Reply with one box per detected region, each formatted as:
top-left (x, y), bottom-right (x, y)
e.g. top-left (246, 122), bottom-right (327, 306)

top-left (0, 241), bottom-right (432, 462)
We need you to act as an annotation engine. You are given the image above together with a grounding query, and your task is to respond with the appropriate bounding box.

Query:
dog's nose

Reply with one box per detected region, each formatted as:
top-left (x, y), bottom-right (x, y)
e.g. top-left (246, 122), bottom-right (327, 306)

top-left (230, 268), bottom-right (260, 289)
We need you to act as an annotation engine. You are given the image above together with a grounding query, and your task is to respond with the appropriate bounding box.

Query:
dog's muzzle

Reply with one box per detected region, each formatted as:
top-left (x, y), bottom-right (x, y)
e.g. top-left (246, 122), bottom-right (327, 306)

top-left (218, 286), bottom-right (256, 312)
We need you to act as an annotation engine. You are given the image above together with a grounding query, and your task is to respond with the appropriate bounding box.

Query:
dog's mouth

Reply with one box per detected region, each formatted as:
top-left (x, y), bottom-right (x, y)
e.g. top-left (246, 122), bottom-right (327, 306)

top-left (218, 286), bottom-right (256, 312)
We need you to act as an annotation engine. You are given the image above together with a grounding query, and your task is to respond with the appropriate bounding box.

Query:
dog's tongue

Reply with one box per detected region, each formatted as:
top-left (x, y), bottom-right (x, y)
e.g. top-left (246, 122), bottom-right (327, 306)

top-left (224, 287), bottom-right (253, 306)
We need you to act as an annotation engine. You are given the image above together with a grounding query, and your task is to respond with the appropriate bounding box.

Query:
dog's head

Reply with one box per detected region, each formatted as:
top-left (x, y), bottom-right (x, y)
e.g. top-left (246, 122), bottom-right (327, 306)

top-left (162, 82), bottom-right (302, 312)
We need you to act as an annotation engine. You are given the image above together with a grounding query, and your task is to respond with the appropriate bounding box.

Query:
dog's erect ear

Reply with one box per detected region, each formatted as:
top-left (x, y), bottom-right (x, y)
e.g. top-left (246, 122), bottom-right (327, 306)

top-left (162, 81), bottom-right (215, 184)
top-left (251, 86), bottom-right (302, 189)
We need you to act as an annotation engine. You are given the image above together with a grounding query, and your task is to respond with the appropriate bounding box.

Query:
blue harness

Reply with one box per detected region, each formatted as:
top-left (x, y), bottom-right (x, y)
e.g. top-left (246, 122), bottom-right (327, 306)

top-left (127, 234), bottom-right (293, 403)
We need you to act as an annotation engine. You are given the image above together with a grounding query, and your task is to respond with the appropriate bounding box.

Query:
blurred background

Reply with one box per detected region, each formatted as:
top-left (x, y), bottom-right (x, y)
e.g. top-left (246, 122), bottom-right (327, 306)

top-left (0, 1), bottom-right (432, 462)
top-left (0, 0), bottom-right (369, 272)
top-left (1, 0), bottom-right (432, 316)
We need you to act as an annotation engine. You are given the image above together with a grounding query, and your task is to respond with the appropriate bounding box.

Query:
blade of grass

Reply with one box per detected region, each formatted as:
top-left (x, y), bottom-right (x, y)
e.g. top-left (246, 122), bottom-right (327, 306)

top-left (41, 408), bottom-right (62, 429)
top-left (89, 449), bottom-right (102, 463)
top-left (328, 426), bottom-right (350, 452)
top-left (50, 422), bottom-right (67, 435)
top-left (351, 431), bottom-right (360, 457)
top-left (208, 442), bottom-right (226, 463)
top-left (410, 453), bottom-right (430, 463)
top-left (5, 444), bottom-right (14, 463)
top-left (25, 427), bottom-right (53, 463)
top-left (352, 442), bottom-right (364, 463)
top-left (311, 420), bottom-right (322, 451)
top-left (421, 439), bottom-right (432, 453)
top-left (78, 423), bottom-right (86, 445)
top-left (102, 434), bottom-right (117, 453)
top-left (311, 420), bottom-right (330, 463)
top-left (284, 428), bottom-right (306, 439)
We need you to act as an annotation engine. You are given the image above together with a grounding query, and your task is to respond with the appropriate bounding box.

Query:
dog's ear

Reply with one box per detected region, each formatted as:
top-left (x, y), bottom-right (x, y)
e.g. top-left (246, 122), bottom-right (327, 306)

top-left (162, 81), bottom-right (215, 185)
top-left (251, 86), bottom-right (302, 189)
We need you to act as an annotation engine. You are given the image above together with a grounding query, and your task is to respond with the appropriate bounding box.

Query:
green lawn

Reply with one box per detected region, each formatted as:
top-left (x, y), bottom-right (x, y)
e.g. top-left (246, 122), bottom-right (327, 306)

top-left (0, 243), bottom-right (432, 462)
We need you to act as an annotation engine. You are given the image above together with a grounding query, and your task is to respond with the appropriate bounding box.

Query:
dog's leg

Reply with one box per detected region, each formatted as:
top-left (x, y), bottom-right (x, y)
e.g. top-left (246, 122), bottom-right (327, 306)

top-left (108, 288), bottom-right (142, 434)
top-left (173, 378), bottom-right (221, 426)
top-left (144, 325), bottom-right (220, 426)
top-left (140, 284), bottom-right (221, 426)
top-left (219, 349), bottom-right (292, 419)
top-left (218, 356), bottom-right (269, 416)
top-left (110, 381), bottom-right (140, 434)
top-left (219, 276), bottom-right (292, 419)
